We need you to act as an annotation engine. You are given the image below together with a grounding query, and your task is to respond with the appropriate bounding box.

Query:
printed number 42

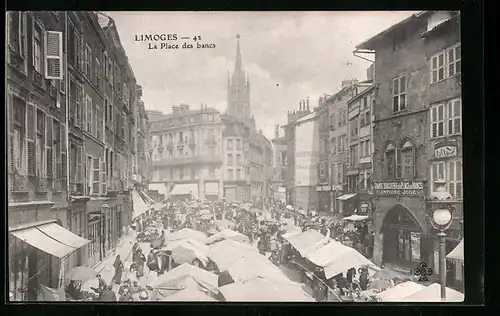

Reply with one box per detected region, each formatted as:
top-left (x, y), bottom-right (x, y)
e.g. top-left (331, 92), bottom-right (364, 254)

top-left (193, 36), bottom-right (202, 41)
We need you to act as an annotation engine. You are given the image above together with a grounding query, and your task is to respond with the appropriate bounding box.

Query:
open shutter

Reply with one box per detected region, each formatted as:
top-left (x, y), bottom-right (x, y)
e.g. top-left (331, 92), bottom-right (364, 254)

top-left (101, 158), bottom-right (106, 195)
top-left (46, 115), bottom-right (53, 178)
top-left (44, 31), bottom-right (63, 80)
top-left (26, 104), bottom-right (36, 176)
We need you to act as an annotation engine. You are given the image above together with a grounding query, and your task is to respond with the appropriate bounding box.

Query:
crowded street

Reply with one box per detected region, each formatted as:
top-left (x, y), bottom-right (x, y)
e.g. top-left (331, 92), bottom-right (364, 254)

top-left (8, 10), bottom-right (467, 303)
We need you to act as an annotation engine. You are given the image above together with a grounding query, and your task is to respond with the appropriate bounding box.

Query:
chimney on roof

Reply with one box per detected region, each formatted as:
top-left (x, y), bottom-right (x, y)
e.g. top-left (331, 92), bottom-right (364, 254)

top-left (275, 124), bottom-right (280, 139)
top-left (172, 105), bottom-right (179, 114)
top-left (306, 97), bottom-right (310, 111)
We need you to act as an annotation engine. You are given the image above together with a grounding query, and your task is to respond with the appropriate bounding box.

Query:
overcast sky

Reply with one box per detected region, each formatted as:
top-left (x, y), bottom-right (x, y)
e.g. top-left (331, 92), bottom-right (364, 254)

top-left (106, 11), bottom-right (417, 140)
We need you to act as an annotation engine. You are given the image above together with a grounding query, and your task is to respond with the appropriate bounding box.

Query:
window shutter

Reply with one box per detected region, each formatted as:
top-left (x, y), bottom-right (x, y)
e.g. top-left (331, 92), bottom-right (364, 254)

top-left (76, 146), bottom-right (82, 183)
top-left (46, 115), bottom-right (53, 178)
top-left (26, 103), bottom-right (36, 176)
top-left (44, 31), bottom-right (63, 80)
top-left (83, 95), bottom-right (87, 131)
top-left (101, 158), bottom-right (107, 195)
top-left (9, 135), bottom-right (15, 173)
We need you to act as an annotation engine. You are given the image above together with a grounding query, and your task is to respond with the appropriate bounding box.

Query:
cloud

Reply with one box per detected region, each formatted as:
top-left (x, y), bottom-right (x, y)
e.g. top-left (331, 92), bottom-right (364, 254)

top-left (107, 11), bottom-right (418, 139)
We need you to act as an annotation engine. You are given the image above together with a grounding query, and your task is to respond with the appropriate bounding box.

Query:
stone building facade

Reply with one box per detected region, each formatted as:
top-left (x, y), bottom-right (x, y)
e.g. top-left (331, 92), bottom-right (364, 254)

top-left (148, 105), bottom-right (224, 201)
top-left (7, 11), bottom-right (140, 300)
top-left (355, 11), bottom-right (462, 282)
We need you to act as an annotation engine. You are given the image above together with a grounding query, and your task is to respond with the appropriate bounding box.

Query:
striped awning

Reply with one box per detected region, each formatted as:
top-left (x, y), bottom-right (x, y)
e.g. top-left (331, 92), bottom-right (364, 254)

top-left (446, 238), bottom-right (464, 263)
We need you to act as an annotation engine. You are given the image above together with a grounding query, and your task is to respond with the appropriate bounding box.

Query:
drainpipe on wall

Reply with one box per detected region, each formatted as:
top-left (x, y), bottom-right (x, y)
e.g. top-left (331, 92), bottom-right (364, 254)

top-left (64, 11), bottom-right (70, 203)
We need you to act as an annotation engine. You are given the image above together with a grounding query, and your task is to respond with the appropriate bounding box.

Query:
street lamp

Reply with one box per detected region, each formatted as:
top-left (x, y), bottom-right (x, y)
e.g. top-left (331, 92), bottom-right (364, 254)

top-left (427, 186), bottom-right (454, 301)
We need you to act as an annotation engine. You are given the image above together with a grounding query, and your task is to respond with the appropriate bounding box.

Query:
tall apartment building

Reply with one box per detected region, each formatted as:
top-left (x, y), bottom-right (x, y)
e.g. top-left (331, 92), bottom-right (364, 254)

top-left (271, 125), bottom-right (287, 203)
top-left (223, 35), bottom-right (273, 201)
top-left (148, 105), bottom-right (224, 201)
top-left (7, 11), bottom-right (139, 300)
top-left (346, 82), bottom-right (376, 218)
top-left (317, 80), bottom-right (358, 215)
top-left (355, 11), bottom-right (463, 289)
top-left (132, 85), bottom-right (151, 188)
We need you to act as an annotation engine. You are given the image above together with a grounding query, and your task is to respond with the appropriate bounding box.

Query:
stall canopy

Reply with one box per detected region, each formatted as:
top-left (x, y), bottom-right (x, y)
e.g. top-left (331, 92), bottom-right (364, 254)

top-left (148, 183), bottom-right (169, 198)
top-left (206, 229), bottom-right (250, 245)
top-left (375, 281), bottom-right (426, 302)
top-left (151, 263), bottom-right (218, 290)
top-left (140, 190), bottom-right (156, 204)
top-left (226, 256), bottom-right (294, 284)
top-left (342, 214), bottom-right (369, 221)
top-left (403, 283), bottom-right (464, 302)
top-left (281, 226), bottom-right (303, 240)
top-left (219, 277), bottom-right (314, 302)
top-left (446, 238), bottom-right (464, 264)
top-left (10, 222), bottom-right (90, 259)
top-left (169, 183), bottom-right (199, 199)
top-left (132, 190), bottom-right (149, 219)
top-left (284, 229), bottom-right (329, 257)
top-left (161, 288), bottom-right (217, 302)
top-left (306, 239), bottom-right (376, 279)
top-left (166, 228), bottom-right (208, 243)
top-left (208, 239), bottom-right (261, 271)
top-left (337, 193), bottom-right (357, 201)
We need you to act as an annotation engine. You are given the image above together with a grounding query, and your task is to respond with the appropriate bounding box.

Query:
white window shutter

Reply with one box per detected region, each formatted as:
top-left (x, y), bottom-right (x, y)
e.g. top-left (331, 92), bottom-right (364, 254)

top-left (44, 31), bottom-right (63, 80)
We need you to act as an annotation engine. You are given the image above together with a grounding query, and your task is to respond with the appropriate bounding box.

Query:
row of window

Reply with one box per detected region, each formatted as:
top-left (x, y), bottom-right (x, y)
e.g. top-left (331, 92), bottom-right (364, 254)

top-left (391, 43), bottom-right (461, 114)
top-left (227, 168), bottom-right (245, 181)
top-left (328, 108), bottom-right (348, 130)
top-left (152, 145), bottom-right (217, 161)
top-left (330, 134), bottom-right (348, 155)
top-left (227, 154), bottom-right (244, 166)
top-left (227, 138), bottom-right (243, 150)
top-left (152, 167), bottom-right (217, 182)
top-left (348, 140), bottom-right (372, 168)
top-left (151, 113), bottom-right (216, 131)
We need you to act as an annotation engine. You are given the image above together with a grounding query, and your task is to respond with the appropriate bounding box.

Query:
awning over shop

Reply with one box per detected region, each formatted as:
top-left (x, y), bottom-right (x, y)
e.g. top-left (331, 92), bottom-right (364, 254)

top-left (337, 193), bottom-right (357, 201)
top-left (446, 238), bottom-right (464, 263)
top-left (132, 190), bottom-right (149, 220)
top-left (205, 182), bottom-right (219, 196)
top-left (148, 183), bottom-right (169, 197)
top-left (305, 239), bottom-right (375, 279)
top-left (37, 223), bottom-right (90, 249)
top-left (141, 190), bottom-right (156, 204)
top-left (10, 223), bottom-right (90, 259)
top-left (169, 183), bottom-right (199, 199)
top-left (342, 214), bottom-right (369, 222)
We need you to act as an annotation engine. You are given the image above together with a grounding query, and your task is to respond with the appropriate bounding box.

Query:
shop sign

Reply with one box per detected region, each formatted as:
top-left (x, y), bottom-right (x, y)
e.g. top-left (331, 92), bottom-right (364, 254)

top-left (331, 185), bottom-right (343, 191)
top-left (434, 140), bottom-right (458, 159)
top-left (316, 185), bottom-right (331, 192)
top-left (373, 181), bottom-right (425, 196)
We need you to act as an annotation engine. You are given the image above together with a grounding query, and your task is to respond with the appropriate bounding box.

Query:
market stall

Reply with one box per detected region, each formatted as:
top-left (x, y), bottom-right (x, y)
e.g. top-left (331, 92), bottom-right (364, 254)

top-left (283, 229), bottom-right (329, 257)
top-left (208, 239), bottom-right (261, 271)
top-left (205, 229), bottom-right (250, 245)
top-left (225, 256), bottom-right (293, 284)
top-left (166, 228), bottom-right (208, 244)
top-left (218, 277), bottom-right (314, 302)
top-left (402, 283), bottom-right (464, 302)
top-left (375, 281), bottom-right (425, 302)
top-left (305, 239), bottom-right (377, 279)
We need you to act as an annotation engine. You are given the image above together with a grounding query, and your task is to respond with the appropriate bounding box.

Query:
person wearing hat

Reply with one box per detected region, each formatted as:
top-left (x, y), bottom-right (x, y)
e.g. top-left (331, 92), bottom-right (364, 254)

top-left (119, 287), bottom-right (133, 302)
top-left (98, 285), bottom-right (117, 301)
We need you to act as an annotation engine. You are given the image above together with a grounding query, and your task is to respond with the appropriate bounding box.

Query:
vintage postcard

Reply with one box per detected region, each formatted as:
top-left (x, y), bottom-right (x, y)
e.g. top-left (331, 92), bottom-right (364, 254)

top-left (6, 11), bottom-right (464, 302)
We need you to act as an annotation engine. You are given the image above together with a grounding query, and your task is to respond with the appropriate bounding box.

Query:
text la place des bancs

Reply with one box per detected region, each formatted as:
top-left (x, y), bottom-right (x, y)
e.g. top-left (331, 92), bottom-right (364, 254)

top-left (134, 33), bottom-right (216, 50)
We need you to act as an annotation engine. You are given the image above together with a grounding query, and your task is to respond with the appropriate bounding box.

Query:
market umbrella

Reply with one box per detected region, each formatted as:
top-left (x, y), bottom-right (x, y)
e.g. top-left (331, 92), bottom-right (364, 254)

top-left (368, 279), bottom-right (393, 290)
top-left (67, 266), bottom-right (97, 282)
top-left (171, 245), bottom-right (198, 265)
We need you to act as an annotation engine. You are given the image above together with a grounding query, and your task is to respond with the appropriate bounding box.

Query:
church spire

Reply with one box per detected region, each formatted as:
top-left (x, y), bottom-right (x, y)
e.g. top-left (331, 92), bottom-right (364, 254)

top-left (233, 34), bottom-right (245, 84)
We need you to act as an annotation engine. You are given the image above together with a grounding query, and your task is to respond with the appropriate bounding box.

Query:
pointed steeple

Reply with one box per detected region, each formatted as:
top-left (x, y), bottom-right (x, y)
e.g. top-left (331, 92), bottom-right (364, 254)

top-left (232, 34), bottom-right (245, 85)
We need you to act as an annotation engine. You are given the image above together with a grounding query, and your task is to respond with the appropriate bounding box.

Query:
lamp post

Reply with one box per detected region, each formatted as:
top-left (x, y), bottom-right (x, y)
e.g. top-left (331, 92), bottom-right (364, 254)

top-left (427, 186), bottom-right (455, 302)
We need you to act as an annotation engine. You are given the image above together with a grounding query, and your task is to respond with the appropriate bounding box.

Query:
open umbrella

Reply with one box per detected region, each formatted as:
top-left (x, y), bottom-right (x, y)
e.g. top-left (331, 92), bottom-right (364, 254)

top-left (68, 266), bottom-right (97, 282)
top-left (171, 245), bottom-right (198, 265)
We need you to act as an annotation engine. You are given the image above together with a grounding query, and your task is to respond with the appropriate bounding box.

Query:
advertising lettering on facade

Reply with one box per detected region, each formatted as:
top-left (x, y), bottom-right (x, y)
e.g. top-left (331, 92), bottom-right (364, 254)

top-left (434, 140), bottom-right (458, 159)
top-left (294, 119), bottom-right (320, 187)
top-left (373, 181), bottom-right (425, 196)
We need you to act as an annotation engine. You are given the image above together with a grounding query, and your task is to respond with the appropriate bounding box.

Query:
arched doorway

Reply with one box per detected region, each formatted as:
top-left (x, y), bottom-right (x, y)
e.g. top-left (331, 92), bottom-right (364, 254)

top-left (382, 205), bottom-right (423, 267)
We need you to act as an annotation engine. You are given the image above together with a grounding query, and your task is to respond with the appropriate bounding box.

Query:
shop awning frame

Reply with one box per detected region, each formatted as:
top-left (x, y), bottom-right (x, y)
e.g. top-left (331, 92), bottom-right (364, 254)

top-left (337, 193), bottom-right (357, 201)
top-left (10, 223), bottom-right (90, 260)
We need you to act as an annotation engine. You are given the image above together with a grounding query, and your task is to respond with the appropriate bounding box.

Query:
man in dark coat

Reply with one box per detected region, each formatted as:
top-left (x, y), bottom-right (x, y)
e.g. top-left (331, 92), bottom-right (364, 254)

top-left (98, 285), bottom-right (117, 301)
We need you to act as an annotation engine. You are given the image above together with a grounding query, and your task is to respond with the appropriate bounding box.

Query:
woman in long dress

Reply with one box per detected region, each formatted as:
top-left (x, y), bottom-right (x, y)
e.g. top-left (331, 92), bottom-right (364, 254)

top-left (112, 255), bottom-right (124, 285)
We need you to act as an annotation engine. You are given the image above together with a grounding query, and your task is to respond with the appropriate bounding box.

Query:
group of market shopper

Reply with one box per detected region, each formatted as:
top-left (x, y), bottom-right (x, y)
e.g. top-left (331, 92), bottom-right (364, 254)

top-left (65, 196), bottom-right (377, 302)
